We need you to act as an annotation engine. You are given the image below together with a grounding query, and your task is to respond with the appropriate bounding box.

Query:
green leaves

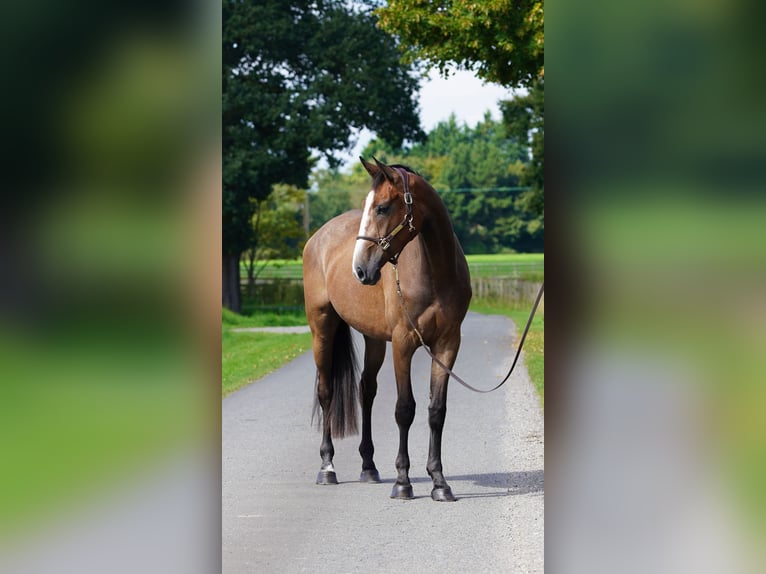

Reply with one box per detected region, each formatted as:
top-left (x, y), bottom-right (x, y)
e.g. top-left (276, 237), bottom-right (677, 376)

top-left (377, 0), bottom-right (544, 89)
top-left (501, 80), bottom-right (544, 218)
top-left (223, 0), bottom-right (424, 257)
top-left (311, 113), bottom-right (541, 253)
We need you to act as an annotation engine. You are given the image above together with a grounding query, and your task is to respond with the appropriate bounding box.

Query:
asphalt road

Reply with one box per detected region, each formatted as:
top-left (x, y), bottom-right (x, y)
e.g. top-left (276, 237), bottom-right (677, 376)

top-left (222, 312), bottom-right (544, 573)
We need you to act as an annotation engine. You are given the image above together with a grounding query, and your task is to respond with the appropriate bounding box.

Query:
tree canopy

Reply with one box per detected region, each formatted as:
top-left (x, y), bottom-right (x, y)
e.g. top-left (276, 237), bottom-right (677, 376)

top-left (376, 0), bottom-right (545, 232)
top-left (222, 0), bottom-right (424, 310)
top-left (376, 0), bottom-right (544, 88)
top-left (502, 79), bottom-right (544, 218)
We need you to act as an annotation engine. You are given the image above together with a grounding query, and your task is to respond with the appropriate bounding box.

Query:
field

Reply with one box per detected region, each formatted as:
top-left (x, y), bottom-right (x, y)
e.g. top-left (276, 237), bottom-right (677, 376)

top-left (222, 309), bottom-right (311, 396)
top-left (225, 253), bottom-right (544, 402)
top-left (465, 253), bottom-right (544, 281)
top-left (245, 253), bottom-right (544, 280)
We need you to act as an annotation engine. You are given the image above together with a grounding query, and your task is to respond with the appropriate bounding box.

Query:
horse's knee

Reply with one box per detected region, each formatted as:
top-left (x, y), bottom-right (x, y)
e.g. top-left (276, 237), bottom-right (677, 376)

top-left (395, 399), bottom-right (416, 427)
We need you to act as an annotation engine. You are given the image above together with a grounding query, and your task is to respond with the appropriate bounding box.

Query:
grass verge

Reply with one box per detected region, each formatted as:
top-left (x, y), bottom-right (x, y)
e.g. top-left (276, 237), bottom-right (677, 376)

top-left (223, 306), bottom-right (306, 328)
top-left (222, 307), bottom-right (312, 396)
top-left (225, 253), bottom-right (544, 400)
top-left (469, 299), bottom-right (544, 406)
top-left (0, 330), bottom-right (197, 537)
top-left (222, 329), bottom-right (312, 396)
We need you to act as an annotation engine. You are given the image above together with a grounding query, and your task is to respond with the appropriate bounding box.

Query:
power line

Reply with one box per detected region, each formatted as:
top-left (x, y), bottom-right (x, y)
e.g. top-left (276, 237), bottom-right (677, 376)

top-left (439, 187), bottom-right (532, 193)
top-left (309, 186), bottom-right (532, 194)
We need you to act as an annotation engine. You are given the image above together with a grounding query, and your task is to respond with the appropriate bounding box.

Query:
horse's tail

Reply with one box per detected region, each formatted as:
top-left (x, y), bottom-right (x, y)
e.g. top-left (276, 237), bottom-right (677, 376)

top-left (312, 320), bottom-right (359, 439)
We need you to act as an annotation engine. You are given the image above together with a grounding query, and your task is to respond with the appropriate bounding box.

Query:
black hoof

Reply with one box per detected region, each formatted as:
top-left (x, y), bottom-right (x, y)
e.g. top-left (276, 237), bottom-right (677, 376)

top-left (359, 469), bottom-right (381, 483)
top-left (390, 483), bottom-right (414, 499)
top-left (316, 470), bottom-right (338, 485)
top-left (431, 486), bottom-right (456, 502)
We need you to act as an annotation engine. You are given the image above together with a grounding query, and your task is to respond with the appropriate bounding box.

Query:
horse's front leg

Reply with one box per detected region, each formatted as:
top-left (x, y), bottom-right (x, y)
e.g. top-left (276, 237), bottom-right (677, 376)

top-left (358, 337), bottom-right (385, 483)
top-left (390, 337), bottom-right (416, 499)
top-left (426, 337), bottom-right (460, 502)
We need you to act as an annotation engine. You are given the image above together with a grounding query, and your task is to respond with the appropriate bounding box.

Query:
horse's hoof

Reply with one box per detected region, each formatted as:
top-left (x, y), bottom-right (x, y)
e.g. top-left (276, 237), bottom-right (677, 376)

top-left (390, 483), bottom-right (414, 499)
top-left (316, 470), bottom-right (338, 485)
top-left (431, 486), bottom-right (456, 502)
top-left (359, 469), bottom-right (381, 483)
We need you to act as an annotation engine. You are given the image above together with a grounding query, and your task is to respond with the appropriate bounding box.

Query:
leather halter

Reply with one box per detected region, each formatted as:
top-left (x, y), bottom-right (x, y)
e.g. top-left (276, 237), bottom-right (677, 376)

top-left (356, 167), bottom-right (416, 263)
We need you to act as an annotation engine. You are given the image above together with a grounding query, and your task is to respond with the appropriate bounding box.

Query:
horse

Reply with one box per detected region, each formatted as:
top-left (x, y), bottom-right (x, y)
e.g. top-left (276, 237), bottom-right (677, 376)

top-left (302, 156), bottom-right (471, 501)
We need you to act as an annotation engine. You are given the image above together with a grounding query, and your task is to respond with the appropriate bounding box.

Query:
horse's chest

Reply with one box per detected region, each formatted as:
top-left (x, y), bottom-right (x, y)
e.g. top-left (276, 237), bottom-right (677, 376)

top-left (391, 287), bottom-right (467, 341)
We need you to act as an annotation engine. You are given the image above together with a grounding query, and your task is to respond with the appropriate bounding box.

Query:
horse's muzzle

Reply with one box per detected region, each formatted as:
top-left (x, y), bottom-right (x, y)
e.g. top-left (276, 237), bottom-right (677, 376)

top-left (354, 264), bottom-right (381, 285)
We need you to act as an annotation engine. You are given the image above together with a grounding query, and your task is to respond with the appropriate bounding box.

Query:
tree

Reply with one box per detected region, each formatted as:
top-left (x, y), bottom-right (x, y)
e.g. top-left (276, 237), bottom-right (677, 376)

top-left (244, 184), bottom-right (306, 292)
top-left (310, 114), bottom-right (541, 253)
top-left (223, 0), bottom-right (424, 311)
top-left (376, 0), bottom-right (544, 88)
top-left (502, 79), bottom-right (544, 219)
top-left (376, 0), bottom-right (544, 231)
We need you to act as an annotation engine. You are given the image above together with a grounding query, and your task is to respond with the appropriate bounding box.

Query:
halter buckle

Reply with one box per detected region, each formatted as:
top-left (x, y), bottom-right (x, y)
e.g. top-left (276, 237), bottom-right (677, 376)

top-left (378, 238), bottom-right (391, 251)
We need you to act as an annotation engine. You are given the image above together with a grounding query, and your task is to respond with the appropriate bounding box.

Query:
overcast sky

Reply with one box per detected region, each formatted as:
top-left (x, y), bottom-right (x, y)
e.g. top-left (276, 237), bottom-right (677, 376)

top-left (337, 68), bottom-right (514, 169)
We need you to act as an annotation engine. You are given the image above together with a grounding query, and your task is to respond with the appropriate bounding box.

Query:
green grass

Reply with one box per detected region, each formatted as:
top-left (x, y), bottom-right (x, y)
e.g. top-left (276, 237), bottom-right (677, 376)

top-left (460, 254), bottom-right (544, 403)
top-left (579, 197), bottom-right (765, 538)
top-left (244, 254), bottom-right (545, 281)
top-left (241, 259), bottom-right (303, 280)
top-left (466, 253), bottom-right (544, 263)
top-left (223, 306), bottom-right (307, 328)
top-left (469, 298), bottom-right (544, 405)
top-left (226, 253), bottom-right (544, 400)
top-left (222, 300), bottom-right (544, 405)
top-left (0, 331), bottom-right (197, 537)
top-left (466, 253), bottom-right (544, 281)
top-left (222, 304), bottom-right (312, 396)
top-left (222, 328), bottom-right (312, 396)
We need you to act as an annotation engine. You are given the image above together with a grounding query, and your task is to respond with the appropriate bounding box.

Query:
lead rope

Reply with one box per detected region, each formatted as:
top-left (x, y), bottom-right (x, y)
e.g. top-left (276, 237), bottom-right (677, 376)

top-left (392, 263), bottom-right (544, 393)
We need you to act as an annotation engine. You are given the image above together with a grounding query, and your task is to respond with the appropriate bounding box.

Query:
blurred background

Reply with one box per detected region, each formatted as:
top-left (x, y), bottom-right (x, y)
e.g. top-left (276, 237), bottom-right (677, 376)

top-left (548, 0), bottom-right (766, 571)
top-left (0, 1), bottom-right (220, 572)
top-left (1, 0), bottom-right (765, 572)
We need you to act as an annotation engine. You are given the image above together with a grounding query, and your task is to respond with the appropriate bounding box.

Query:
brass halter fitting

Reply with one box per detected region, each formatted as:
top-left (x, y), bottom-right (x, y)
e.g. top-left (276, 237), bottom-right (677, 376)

top-left (356, 167), bottom-right (416, 261)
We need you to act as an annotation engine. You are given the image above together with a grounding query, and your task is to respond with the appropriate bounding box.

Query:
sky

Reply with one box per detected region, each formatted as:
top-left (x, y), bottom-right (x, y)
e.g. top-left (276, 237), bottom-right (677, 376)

top-left (338, 68), bottom-right (514, 169)
top-left (418, 68), bottom-right (514, 131)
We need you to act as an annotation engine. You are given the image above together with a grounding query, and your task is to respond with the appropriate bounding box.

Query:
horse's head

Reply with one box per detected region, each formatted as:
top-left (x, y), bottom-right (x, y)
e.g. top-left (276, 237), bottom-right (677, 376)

top-left (352, 156), bottom-right (420, 285)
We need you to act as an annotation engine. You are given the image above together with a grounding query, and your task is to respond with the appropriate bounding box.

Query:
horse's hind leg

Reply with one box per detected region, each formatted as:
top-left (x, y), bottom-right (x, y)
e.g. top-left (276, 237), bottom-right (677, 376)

top-left (310, 309), bottom-right (341, 485)
top-left (359, 337), bottom-right (385, 483)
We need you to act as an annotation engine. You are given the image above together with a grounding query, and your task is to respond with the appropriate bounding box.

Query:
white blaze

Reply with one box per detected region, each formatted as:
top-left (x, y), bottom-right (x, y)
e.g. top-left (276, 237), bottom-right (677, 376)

top-left (352, 190), bottom-right (375, 273)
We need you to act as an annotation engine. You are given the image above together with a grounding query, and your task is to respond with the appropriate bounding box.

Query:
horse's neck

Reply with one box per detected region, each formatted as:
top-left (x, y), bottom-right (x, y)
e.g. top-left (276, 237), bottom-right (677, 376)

top-left (415, 190), bottom-right (460, 284)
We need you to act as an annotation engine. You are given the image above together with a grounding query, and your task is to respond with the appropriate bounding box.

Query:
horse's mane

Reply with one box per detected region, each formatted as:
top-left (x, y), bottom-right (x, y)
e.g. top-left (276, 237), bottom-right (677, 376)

top-left (371, 163), bottom-right (420, 190)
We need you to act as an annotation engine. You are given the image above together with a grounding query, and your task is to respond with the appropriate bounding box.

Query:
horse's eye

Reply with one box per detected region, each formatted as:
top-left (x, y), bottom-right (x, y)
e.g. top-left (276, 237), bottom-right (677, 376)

top-left (375, 204), bottom-right (390, 216)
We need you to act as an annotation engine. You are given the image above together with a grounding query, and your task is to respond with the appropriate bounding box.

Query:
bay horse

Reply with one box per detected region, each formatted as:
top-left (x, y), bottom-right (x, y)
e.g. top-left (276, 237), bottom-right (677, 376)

top-left (302, 156), bottom-right (471, 501)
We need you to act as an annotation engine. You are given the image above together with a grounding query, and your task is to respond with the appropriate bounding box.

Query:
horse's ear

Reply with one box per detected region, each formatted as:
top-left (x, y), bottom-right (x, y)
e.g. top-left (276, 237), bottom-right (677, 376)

top-left (359, 156), bottom-right (378, 178)
top-left (372, 156), bottom-right (400, 184)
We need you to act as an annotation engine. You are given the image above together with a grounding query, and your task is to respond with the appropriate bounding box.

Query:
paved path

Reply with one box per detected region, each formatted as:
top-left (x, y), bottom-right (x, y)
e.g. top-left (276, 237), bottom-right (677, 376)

top-left (222, 312), bottom-right (544, 573)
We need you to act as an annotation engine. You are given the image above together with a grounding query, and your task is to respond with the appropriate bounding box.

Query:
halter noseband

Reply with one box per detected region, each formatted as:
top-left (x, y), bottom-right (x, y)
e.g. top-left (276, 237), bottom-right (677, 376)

top-left (356, 167), bottom-right (416, 262)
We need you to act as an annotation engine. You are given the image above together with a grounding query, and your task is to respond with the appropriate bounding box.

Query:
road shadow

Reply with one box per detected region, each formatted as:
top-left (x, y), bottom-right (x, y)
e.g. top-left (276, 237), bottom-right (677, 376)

top-left (375, 469), bottom-right (543, 498)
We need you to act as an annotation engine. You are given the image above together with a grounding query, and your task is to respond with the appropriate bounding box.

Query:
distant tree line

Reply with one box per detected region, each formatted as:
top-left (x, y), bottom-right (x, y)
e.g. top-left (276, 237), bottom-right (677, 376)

top-left (308, 112), bottom-right (543, 254)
